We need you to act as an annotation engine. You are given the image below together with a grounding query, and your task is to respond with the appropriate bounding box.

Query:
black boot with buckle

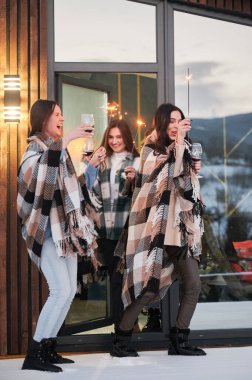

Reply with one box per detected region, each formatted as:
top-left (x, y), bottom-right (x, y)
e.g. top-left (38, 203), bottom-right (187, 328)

top-left (22, 338), bottom-right (63, 372)
top-left (47, 338), bottom-right (75, 364)
top-left (110, 327), bottom-right (139, 357)
top-left (168, 327), bottom-right (206, 356)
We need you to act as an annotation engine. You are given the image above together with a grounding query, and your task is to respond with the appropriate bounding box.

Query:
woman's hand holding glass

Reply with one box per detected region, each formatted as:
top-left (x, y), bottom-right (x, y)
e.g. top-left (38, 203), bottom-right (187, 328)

top-left (120, 166), bottom-right (136, 197)
top-left (88, 146), bottom-right (106, 168)
top-left (193, 160), bottom-right (201, 173)
top-left (191, 142), bottom-right (203, 178)
top-left (62, 124), bottom-right (94, 149)
top-left (176, 118), bottom-right (191, 144)
top-left (124, 166), bottom-right (136, 181)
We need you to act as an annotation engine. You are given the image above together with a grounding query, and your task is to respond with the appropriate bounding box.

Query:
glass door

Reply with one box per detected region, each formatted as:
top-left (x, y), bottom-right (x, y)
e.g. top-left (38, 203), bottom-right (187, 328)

top-left (57, 74), bottom-right (112, 334)
top-left (56, 72), bottom-right (160, 337)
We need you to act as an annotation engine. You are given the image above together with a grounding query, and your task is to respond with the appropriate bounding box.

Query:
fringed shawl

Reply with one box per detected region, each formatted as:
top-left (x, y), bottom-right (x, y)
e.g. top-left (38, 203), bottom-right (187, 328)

top-left (17, 135), bottom-right (98, 269)
top-left (118, 139), bottom-right (204, 308)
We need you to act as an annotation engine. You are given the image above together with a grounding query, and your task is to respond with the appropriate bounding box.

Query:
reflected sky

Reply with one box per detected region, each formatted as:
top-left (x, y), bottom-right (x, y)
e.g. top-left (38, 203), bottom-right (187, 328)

top-left (54, 0), bottom-right (156, 62)
top-left (54, 0), bottom-right (252, 118)
top-left (174, 12), bottom-right (252, 118)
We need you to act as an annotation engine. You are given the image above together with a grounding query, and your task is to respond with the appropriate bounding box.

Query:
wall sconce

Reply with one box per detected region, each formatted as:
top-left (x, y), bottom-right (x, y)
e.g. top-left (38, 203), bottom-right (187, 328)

top-left (4, 75), bottom-right (21, 122)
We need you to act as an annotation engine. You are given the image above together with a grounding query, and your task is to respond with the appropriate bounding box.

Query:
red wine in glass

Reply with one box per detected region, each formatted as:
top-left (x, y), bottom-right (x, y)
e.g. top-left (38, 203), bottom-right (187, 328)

top-left (84, 125), bottom-right (94, 133)
top-left (81, 114), bottom-right (95, 157)
top-left (191, 143), bottom-right (203, 178)
top-left (83, 150), bottom-right (94, 157)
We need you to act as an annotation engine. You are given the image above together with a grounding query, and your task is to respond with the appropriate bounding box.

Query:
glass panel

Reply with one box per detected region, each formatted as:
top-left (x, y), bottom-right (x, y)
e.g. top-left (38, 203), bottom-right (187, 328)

top-left (61, 72), bottom-right (158, 334)
top-left (54, 0), bottom-right (156, 62)
top-left (65, 270), bottom-right (109, 327)
top-left (62, 83), bottom-right (108, 174)
top-left (174, 12), bottom-right (252, 330)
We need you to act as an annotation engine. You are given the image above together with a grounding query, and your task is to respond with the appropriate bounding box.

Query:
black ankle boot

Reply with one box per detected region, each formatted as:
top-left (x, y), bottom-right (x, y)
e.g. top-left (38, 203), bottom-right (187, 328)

top-left (22, 338), bottom-right (63, 372)
top-left (142, 308), bottom-right (161, 332)
top-left (47, 338), bottom-right (74, 364)
top-left (168, 327), bottom-right (206, 356)
top-left (110, 328), bottom-right (139, 357)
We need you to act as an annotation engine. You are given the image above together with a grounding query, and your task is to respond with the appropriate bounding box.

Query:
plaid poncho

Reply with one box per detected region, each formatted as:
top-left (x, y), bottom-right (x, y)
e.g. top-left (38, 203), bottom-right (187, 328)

top-left (120, 139), bottom-right (204, 308)
top-left (92, 153), bottom-right (140, 240)
top-left (17, 134), bottom-right (98, 268)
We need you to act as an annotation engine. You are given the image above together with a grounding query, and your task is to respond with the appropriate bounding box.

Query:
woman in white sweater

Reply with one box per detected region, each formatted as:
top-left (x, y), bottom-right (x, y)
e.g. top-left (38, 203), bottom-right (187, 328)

top-left (84, 119), bottom-right (140, 335)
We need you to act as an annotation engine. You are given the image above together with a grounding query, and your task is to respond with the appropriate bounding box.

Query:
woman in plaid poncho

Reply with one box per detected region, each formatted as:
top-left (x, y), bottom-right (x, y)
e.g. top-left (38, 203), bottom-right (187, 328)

top-left (84, 119), bottom-right (140, 332)
top-left (111, 103), bottom-right (206, 357)
top-left (17, 100), bottom-right (98, 372)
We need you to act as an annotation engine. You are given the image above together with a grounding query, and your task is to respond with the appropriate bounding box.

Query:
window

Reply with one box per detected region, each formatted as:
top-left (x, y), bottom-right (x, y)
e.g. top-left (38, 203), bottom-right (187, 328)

top-left (54, 0), bottom-right (156, 62)
top-left (175, 11), bottom-right (252, 329)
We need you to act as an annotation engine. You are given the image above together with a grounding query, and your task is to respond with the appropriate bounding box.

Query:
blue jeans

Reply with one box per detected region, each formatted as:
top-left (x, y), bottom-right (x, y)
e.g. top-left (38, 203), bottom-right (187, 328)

top-left (33, 238), bottom-right (77, 342)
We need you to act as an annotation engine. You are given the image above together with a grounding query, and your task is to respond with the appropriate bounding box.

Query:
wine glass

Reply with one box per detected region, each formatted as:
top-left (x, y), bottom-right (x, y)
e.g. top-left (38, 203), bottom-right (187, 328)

top-left (80, 113), bottom-right (94, 132)
top-left (191, 142), bottom-right (203, 178)
top-left (83, 138), bottom-right (94, 157)
top-left (81, 114), bottom-right (95, 157)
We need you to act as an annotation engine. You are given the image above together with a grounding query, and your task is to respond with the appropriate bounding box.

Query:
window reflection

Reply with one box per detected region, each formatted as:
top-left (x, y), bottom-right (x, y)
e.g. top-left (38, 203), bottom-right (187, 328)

top-left (54, 0), bottom-right (156, 62)
top-left (175, 12), bottom-right (252, 328)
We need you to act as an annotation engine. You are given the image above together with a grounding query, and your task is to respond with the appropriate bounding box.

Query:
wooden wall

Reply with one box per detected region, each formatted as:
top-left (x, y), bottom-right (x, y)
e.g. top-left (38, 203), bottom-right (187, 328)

top-left (176, 0), bottom-right (252, 16)
top-left (0, 0), bottom-right (47, 355)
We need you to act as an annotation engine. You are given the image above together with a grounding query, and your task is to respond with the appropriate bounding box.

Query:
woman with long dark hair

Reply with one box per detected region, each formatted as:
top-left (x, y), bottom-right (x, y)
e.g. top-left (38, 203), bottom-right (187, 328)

top-left (111, 103), bottom-right (206, 357)
top-left (17, 100), bottom-right (98, 372)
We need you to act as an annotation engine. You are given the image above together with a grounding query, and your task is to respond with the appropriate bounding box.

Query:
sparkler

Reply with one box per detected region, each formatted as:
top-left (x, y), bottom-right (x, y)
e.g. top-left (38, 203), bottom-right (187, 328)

top-left (136, 119), bottom-right (146, 150)
top-left (185, 67), bottom-right (192, 117)
top-left (100, 101), bottom-right (121, 122)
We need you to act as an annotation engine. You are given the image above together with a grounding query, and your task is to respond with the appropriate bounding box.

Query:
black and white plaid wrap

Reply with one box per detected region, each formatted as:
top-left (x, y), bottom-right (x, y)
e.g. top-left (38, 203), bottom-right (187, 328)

top-left (17, 134), bottom-right (98, 268)
top-left (116, 139), bottom-right (204, 308)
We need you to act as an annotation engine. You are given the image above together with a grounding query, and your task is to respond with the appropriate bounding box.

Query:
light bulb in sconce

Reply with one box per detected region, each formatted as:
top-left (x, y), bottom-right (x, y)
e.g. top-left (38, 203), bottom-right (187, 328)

top-left (4, 75), bottom-right (21, 123)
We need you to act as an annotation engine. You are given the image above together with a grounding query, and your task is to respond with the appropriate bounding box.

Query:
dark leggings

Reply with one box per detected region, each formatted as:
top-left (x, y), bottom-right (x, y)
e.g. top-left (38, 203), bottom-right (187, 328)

top-left (120, 246), bottom-right (201, 331)
top-left (98, 239), bottom-right (124, 327)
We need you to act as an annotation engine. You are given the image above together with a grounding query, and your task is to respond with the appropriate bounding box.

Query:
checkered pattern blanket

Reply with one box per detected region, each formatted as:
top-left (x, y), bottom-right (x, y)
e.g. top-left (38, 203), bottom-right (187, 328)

top-left (120, 141), bottom-right (204, 307)
top-left (17, 135), bottom-right (98, 268)
top-left (92, 153), bottom-right (140, 240)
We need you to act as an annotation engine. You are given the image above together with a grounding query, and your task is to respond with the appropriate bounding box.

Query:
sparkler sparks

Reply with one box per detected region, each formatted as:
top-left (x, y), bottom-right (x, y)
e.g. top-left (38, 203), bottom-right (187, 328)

top-left (185, 68), bottom-right (192, 117)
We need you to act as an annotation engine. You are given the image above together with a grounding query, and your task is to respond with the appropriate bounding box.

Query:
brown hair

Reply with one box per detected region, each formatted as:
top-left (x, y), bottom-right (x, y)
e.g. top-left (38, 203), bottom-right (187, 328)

top-left (100, 119), bottom-right (139, 157)
top-left (29, 99), bottom-right (59, 137)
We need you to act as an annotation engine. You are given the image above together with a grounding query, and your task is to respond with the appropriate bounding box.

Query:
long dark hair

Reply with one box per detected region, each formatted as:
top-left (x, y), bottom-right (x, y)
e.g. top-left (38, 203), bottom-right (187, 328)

top-left (100, 119), bottom-right (139, 157)
top-left (29, 99), bottom-right (59, 137)
top-left (154, 103), bottom-right (190, 154)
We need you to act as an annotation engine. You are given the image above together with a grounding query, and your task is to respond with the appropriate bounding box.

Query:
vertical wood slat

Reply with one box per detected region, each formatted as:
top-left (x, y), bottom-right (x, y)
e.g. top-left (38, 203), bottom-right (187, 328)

top-left (39, 0), bottom-right (49, 306)
top-left (9, 0), bottom-right (17, 73)
top-left (233, 0), bottom-right (242, 11)
top-left (29, 0), bottom-right (40, 336)
top-left (0, 0), bottom-right (8, 356)
top-left (216, 0), bottom-right (225, 9)
top-left (9, 123), bottom-right (19, 354)
top-left (40, 0), bottom-right (47, 100)
top-left (8, 0), bottom-right (19, 354)
top-left (242, 0), bottom-right (252, 13)
top-left (207, 0), bottom-right (216, 7)
top-left (225, 0), bottom-right (233, 10)
top-left (186, 0), bottom-right (252, 16)
top-left (0, 129), bottom-right (8, 356)
top-left (19, 0), bottom-right (29, 353)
